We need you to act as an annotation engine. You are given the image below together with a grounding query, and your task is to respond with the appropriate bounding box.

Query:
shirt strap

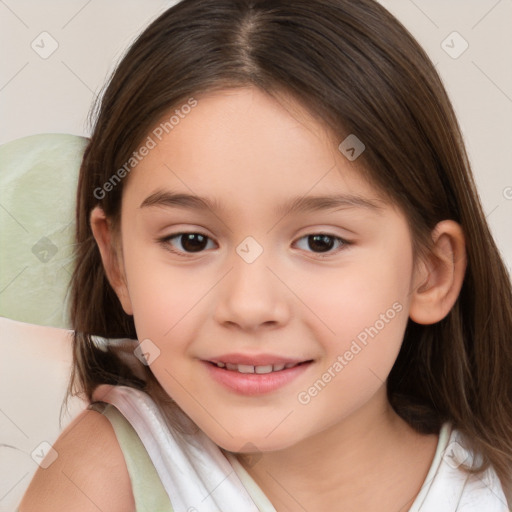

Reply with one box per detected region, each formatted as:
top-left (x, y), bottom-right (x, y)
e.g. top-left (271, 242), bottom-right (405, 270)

top-left (88, 401), bottom-right (174, 512)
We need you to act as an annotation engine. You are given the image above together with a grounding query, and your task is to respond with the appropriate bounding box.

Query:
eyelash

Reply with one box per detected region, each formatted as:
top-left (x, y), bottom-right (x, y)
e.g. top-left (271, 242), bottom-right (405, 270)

top-left (157, 231), bottom-right (351, 258)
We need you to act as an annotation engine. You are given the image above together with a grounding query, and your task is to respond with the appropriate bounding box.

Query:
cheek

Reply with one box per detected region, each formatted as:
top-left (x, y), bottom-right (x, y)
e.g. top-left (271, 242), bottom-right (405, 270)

top-left (121, 254), bottom-right (204, 398)
top-left (293, 248), bottom-right (413, 344)
top-left (119, 237), bottom-right (195, 347)
top-left (121, 230), bottom-right (199, 320)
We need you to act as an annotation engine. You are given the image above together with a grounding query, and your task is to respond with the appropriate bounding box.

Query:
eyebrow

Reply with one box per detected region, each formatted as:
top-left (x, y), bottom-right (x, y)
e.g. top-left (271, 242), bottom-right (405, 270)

top-left (139, 190), bottom-right (385, 216)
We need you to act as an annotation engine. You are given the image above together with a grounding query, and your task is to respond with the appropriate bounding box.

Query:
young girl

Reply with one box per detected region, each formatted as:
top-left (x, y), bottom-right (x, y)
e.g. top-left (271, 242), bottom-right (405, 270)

top-left (20, 0), bottom-right (512, 510)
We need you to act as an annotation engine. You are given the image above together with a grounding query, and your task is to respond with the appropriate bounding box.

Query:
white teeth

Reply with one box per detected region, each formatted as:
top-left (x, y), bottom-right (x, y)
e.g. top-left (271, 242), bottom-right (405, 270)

top-left (237, 364), bottom-right (255, 374)
top-left (255, 365), bottom-right (273, 374)
top-left (215, 362), bottom-right (300, 373)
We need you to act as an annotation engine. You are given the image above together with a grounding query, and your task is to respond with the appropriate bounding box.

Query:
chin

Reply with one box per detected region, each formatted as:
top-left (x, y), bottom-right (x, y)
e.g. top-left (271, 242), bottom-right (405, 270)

top-left (204, 426), bottom-right (301, 454)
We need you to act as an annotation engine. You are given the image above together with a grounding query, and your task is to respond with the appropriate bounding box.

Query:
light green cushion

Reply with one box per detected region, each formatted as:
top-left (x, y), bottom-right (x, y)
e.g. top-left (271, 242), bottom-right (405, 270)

top-left (0, 133), bottom-right (88, 328)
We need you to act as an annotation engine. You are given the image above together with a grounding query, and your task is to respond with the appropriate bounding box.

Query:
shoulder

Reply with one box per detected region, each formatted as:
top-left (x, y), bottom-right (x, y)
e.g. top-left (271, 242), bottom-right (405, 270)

top-left (19, 407), bottom-right (135, 512)
top-left (418, 424), bottom-right (510, 511)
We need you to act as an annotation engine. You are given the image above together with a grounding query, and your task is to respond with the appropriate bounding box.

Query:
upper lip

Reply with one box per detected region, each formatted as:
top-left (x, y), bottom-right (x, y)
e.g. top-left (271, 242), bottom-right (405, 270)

top-left (205, 353), bottom-right (311, 366)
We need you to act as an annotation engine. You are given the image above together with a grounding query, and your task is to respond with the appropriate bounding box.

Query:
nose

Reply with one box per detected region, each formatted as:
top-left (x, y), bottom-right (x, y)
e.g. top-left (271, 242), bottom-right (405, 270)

top-left (213, 251), bottom-right (292, 332)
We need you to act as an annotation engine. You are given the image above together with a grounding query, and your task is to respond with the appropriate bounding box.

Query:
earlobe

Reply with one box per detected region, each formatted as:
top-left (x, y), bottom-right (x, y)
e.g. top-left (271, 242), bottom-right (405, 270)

top-left (89, 206), bottom-right (133, 316)
top-left (409, 220), bottom-right (466, 325)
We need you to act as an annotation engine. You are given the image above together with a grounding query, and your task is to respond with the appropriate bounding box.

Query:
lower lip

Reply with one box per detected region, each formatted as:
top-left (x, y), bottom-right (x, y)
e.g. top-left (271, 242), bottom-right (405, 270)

top-left (203, 361), bottom-right (312, 396)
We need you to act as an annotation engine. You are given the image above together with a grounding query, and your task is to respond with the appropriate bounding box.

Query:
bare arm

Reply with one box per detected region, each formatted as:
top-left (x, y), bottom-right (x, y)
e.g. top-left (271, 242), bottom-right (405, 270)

top-left (18, 408), bottom-right (136, 512)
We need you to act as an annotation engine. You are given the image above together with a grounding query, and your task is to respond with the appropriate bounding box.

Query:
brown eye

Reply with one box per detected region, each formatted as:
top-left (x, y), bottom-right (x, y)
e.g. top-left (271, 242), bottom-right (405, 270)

top-left (294, 233), bottom-right (348, 256)
top-left (307, 234), bottom-right (336, 252)
top-left (178, 233), bottom-right (208, 252)
top-left (161, 232), bottom-right (215, 255)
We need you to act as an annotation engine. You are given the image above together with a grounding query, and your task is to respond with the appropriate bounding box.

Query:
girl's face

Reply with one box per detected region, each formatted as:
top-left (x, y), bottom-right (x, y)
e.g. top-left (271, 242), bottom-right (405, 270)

top-left (115, 87), bottom-right (421, 452)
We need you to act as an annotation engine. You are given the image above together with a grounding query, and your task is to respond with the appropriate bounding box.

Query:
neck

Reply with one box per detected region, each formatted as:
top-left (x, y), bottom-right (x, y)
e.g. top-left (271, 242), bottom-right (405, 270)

top-left (236, 386), bottom-right (438, 511)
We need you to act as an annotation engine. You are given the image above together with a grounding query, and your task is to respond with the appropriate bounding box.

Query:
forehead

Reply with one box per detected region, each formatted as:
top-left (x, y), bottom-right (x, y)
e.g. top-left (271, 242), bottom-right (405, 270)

top-left (123, 87), bottom-right (386, 212)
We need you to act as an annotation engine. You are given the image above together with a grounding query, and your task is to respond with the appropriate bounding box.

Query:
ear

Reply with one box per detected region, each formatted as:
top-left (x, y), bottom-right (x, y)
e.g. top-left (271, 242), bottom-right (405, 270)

top-left (90, 206), bottom-right (133, 315)
top-left (409, 220), bottom-right (466, 325)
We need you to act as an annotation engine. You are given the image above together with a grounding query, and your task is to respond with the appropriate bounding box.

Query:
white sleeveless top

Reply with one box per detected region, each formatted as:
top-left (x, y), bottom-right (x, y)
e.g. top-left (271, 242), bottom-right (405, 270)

top-left (91, 384), bottom-right (510, 512)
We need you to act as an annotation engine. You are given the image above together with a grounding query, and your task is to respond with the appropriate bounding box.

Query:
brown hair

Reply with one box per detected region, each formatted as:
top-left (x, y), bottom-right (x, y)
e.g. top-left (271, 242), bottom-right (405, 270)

top-left (66, 0), bottom-right (512, 496)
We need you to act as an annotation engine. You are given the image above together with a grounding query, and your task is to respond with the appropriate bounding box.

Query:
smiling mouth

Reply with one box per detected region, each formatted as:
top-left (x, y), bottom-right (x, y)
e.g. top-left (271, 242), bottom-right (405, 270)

top-left (207, 361), bottom-right (313, 374)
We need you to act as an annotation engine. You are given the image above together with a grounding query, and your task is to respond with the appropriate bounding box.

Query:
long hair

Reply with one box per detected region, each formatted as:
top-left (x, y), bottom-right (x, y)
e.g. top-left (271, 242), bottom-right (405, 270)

top-left (66, 0), bottom-right (512, 494)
